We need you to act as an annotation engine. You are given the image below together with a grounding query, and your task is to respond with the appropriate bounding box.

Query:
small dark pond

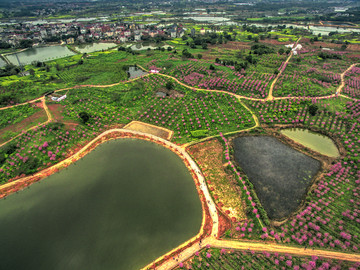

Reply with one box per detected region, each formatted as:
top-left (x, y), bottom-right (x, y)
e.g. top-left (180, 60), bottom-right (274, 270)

top-left (233, 136), bottom-right (321, 220)
top-left (0, 139), bottom-right (201, 270)
top-left (156, 91), bottom-right (167, 98)
top-left (127, 66), bottom-right (148, 79)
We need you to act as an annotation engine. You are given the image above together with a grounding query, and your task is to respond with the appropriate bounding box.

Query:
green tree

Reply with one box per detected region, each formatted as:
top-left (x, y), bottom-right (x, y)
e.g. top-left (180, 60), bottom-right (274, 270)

top-left (308, 104), bottom-right (318, 116)
top-left (19, 39), bottom-right (33, 49)
top-left (78, 112), bottom-right (90, 123)
top-left (166, 81), bottom-right (174, 90)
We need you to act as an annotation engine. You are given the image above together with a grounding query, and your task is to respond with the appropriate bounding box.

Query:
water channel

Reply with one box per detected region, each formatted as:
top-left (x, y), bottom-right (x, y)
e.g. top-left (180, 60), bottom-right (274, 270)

top-left (233, 136), bottom-right (320, 220)
top-left (0, 139), bottom-right (202, 270)
top-left (281, 128), bottom-right (340, 157)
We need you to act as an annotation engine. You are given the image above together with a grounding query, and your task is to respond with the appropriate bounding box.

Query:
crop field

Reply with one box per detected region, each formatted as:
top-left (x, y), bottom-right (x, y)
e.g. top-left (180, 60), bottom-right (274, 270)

top-left (0, 21), bottom-right (360, 269)
top-left (230, 97), bottom-right (360, 252)
top-left (0, 104), bottom-right (40, 129)
top-left (343, 65), bottom-right (360, 98)
top-left (273, 44), bottom-right (360, 97)
top-left (182, 248), bottom-right (360, 269)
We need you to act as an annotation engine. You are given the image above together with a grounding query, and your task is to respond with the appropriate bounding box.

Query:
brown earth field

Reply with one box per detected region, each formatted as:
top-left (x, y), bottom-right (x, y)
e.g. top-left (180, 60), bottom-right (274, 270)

top-left (209, 41), bottom-right (251, 51)
top-left (188, 139), bottom-right (247, 224)
top-left (123, 121), bottom-right (173, 140)
top-left (47, 103), bottom-right (63, 121)
top-left (47, 103), bottom-right (79, 129)
top-left (260, 38), bottom-right (293, 46)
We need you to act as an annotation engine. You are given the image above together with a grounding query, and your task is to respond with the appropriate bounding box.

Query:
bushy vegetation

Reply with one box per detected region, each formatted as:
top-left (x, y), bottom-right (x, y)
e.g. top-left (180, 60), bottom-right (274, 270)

top-left (183, 248), bottom-right (360, 269)
top-left (0, 104), bottom-right (40, 129)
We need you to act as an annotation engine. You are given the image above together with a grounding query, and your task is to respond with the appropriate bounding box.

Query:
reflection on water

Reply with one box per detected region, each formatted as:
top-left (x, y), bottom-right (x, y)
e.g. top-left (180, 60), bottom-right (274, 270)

top-left (0, 139), bottom-right (202, 270)
top-left (6, 46), bottom-right (75, 65)
top-left (75, 43), bottom-right (117, 53)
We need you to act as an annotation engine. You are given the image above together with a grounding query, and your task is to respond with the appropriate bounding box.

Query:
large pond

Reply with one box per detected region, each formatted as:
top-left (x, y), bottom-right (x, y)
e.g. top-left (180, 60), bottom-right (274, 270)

top-left (5, 45), bottom-right (76, 65)
top-left (233, 136), bottom-right (320, 220)
top-left (0, 139), bottom-right (202, 270)
top-left (281, 128), bottom-right (340, 157)
top-left (74, 43), bottom-right (117, 53)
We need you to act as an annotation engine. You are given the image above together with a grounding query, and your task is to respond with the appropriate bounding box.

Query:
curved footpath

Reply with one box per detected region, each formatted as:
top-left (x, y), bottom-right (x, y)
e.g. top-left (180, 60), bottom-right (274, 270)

top-left (209, 239), bottom-right (360, 263)
top-left (1, 127), bottom-right (360, 269)
top-left (0, 61), bottom-right (358, 113)
top-left (0, 128), bottom-right (219, 270)
top-left (0, 58), bottom-right (360, 269)
top-left (267, 37), bottom-right (302, 101)
top-left (0, 97), bottom-right (52, 148)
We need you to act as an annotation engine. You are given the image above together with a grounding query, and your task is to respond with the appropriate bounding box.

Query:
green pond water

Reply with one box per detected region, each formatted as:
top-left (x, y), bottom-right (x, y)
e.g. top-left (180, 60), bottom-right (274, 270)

top-left (0, 139), bottom-right (202, 270)
top-left (75, 43), bottom-right (117, 53)
top-left (280, 128), bottom-right (340, 157)
top-left (0, 58), bottom-right (6, 68)
top-left (6, 45), bottom-right (75, 65)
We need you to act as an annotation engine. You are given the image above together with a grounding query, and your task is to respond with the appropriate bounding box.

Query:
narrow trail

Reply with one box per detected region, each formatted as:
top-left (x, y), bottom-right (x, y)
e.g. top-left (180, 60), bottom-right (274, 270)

top-left (0, 75), bottom-right (149, 111)
top-left (0, 128), bottom-right (218, 270)
top-left (336, 63), bottom-right (358, 95)
top-left (0, 97), bottom-right (51, 148)
top-left (1, 60), bottom-right (358, 113)
top-left (181, 97), bottom-right (260, 149)
top-left (209, 238), bottom-right (360, 263)
top-left (42, 97), bottom-right (52, 121)
top-left (1, 59), bottom-right (360, 270)
top-left (267, 37), bottom-right (302, 101)
top-left (0, 97), bottom-right (43, 111)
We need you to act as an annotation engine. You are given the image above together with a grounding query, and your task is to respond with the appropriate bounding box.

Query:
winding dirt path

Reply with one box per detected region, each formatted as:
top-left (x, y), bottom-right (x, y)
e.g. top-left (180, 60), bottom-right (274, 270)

top-left (0, 75), bottom-right (149, 111)
top-left (209, 238), bottom-right (360, 263)
top-left (267, 37), bottom-right (302, 101)
top-left (181, 98), bottom-right (260, 149)
top-left (1, 60), bottom-right (358, 113)
top-left (0, 128), bottom-right (219, 270)
top-left (1, 59), bottom-right (360, 270)
top-left (336, 63), bottom-right (358, 95)
top-left (0, 97), bottom-right (51, 148)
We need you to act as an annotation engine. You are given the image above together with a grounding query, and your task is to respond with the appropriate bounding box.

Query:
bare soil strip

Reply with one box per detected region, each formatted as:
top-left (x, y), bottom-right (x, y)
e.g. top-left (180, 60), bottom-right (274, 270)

top-left (123, 121), bottom-right (173, 140)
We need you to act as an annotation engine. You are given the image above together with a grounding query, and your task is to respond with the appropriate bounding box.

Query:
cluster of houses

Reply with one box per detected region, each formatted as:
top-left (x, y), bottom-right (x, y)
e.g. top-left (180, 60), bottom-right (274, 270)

top-left (0, 21), bottom-right (186, 47)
